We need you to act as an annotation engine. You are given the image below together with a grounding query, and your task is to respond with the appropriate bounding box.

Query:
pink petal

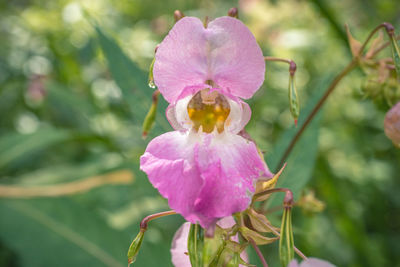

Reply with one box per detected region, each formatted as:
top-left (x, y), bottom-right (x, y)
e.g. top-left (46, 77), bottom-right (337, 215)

top-left (207, 17), bottom-right (265, 100)
top-left (289, 258), bottom-right (336, 267)
top-left (140, 131), bottom-right (203, 224)
top-left (384, 101), bottom-right (400, 145)
top-left (288, 259), bottom-right (300, 267)
top-left (225, 99), bottom-right (252, 134)
top-left (300, 258), bottom-right (336, 267)
top-left (140, 131), bottom-right (272, 228)
top-left (171, 222), bottom-right (191, 267)
top-left (193, 133), bottom-right (272, 219)
top-left (154, 16), bottom-right (265, 103)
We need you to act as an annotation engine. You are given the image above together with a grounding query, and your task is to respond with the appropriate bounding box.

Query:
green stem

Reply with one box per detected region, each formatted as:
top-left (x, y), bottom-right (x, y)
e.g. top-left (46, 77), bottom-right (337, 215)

top-left (358, 23), bottom-right (394, 58)
top-left (264, 57), bottom-right (297, 76)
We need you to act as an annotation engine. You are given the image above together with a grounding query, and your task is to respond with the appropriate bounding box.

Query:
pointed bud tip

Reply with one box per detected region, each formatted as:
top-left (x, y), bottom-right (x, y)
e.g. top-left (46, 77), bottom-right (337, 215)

top-left (228, 7), bottom-right (239, 18)
top-left (174, 10), bottom-right (184, 22)
top-left (294, 119), bottom-right (298, 126)
top-left (142, 132), bottom-right (148, 139)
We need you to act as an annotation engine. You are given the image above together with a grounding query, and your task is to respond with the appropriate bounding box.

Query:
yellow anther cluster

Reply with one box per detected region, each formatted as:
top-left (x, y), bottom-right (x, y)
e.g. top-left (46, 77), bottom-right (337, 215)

top-left (187, 91), bottom-right (230, 133)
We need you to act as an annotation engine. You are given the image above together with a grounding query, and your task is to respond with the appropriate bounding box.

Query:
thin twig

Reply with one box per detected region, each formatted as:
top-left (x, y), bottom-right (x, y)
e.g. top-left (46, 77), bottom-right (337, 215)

top-left (0, 170), bottom-right (133, 198)
top-left (358, 23), bottom-right (395, 58)
top-left (371, 35), bottom-right (400, 57)
top-left (249, 238), bottom-right (269, 267)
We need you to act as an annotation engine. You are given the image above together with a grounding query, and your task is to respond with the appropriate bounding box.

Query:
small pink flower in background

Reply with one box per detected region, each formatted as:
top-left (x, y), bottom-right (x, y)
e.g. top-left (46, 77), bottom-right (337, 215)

top-left (288, 258), bottom-right (336, 267)
top-left (140, 16), bottom-right (273, 228)
top-left (384, 101), bottom-right (400, 146)
top-left (171, 217), bottom-right (248, 267)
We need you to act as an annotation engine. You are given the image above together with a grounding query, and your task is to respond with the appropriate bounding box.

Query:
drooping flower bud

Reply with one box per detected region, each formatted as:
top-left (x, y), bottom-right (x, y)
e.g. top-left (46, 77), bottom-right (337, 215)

top-left (384, 101), bottom-right (400, 147)
top-left (288, 62), bottom-right (300, 125)
top-left (174, 10), bottom-right (185, 22)
top-left (127, 230), bottom-right (145, 265)
top-left (142, 90), bottom-right (159, 139)
top-left (228, 7), bottom-right (239, 19)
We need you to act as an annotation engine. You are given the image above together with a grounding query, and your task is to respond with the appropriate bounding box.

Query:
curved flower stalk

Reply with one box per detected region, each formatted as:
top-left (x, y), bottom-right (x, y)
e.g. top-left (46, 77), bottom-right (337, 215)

top-left (140, 15), bottom-right (273, 228)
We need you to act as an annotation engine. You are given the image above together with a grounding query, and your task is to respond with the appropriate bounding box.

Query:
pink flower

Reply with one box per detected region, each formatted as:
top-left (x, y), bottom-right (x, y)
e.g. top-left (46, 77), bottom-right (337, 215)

top-left (288, 258), bottom-right (336, 267)
top-left (384, 101), bottom-right (400, 146)
top-left (140, 16), bottom-right (272, 228)
top-left (170, 217), bottom-right (248, 267)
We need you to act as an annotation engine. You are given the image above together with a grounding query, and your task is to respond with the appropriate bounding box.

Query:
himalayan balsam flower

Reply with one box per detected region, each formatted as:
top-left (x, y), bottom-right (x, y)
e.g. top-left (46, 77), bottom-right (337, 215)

top-left (140, 16), bottom-right (272, 228)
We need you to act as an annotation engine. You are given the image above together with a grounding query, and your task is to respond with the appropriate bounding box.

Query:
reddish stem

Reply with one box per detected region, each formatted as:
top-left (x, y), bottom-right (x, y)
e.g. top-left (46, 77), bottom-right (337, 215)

top-left (249, 238), bottom-right (269, 267)
top-left (139, 210), bottom-right (176, 230)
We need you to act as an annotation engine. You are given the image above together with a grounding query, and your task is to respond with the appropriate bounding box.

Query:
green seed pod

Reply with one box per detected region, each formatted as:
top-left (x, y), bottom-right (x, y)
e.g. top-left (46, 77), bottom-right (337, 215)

top-left (279, 207), bottom-right (294, 267)
top-left (289, 73), bottom-right (300, 125)
top-left (142, 90), bottom-right (159, 139)
top-left (127, 230), bottom-right (145, 265)
top-left (188, 223), bottom-right (204, 267)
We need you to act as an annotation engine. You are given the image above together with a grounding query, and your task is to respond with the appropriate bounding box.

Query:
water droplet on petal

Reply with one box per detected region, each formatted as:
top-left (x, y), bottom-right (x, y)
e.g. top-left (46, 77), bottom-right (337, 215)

top-left (148, 80), bottom-right (156, 88)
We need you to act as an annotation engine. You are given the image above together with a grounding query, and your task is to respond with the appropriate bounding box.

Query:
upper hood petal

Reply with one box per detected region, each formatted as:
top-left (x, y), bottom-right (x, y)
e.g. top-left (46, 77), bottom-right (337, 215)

top-left (154, 16), bottom-right (265, 103)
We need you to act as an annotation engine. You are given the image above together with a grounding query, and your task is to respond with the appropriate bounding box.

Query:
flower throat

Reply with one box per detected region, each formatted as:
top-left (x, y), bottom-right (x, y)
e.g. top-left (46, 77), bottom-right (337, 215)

top-left (187, 90), bottom-right (230, 133)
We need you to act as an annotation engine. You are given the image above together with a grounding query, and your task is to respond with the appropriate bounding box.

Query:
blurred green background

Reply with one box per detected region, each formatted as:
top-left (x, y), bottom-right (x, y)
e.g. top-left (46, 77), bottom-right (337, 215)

top-left (0, 0), bottom-right (399, 266)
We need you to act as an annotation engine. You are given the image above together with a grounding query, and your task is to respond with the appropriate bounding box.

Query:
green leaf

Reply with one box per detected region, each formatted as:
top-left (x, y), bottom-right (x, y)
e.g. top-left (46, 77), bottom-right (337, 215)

top-left (0, 128), bottom-right (71, 169)
top-left (45, 81), bottom-right (97, 129)
top-left (0, 199), bottom-right (127, 267)
top-left (95, 27), bottom-right (170, 133)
